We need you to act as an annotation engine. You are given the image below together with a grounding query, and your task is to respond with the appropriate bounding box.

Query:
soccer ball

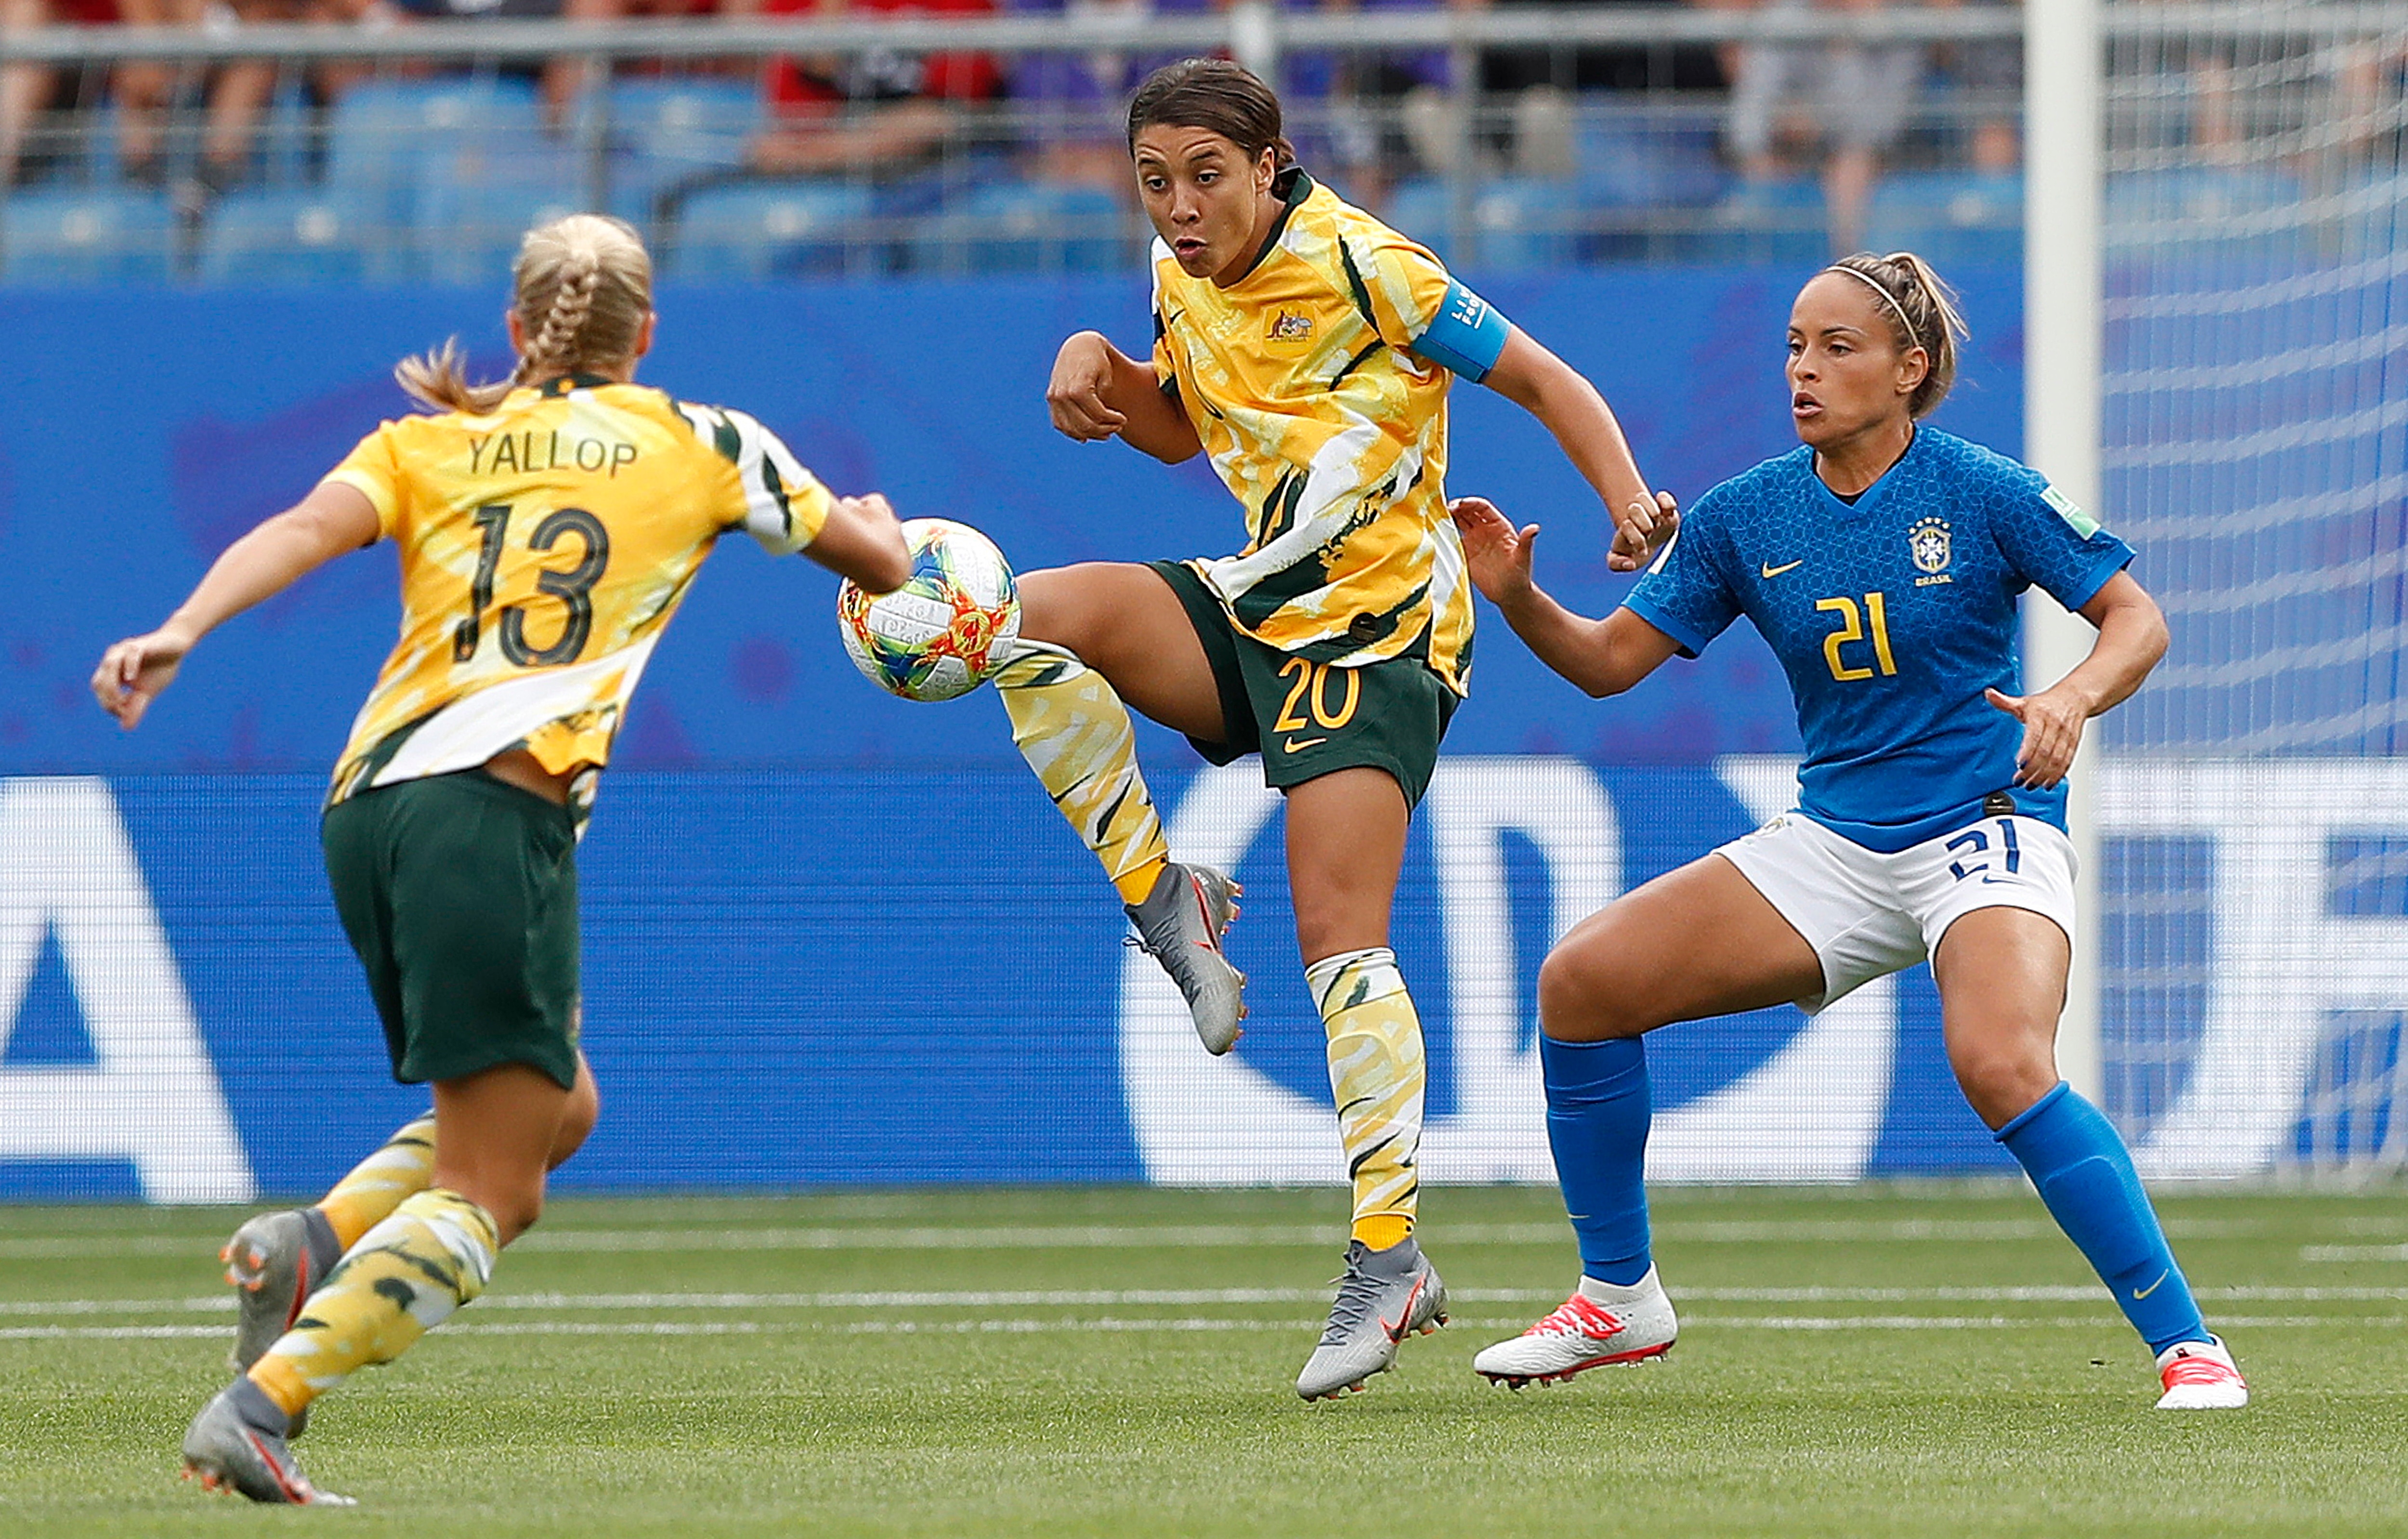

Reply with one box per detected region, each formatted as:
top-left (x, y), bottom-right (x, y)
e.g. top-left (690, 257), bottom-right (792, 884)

top-left (837, 518), bottom-right (1021, 702)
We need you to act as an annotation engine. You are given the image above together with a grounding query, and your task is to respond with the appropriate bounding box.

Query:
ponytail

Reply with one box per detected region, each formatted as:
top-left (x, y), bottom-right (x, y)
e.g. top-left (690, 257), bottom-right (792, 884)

top-left (394, 213), bottom-right (654, 417)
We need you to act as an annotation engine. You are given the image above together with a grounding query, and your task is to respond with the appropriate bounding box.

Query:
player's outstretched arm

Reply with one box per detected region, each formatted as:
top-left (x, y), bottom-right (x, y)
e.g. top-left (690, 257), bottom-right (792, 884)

top-left (1984, 570), bottom-right (2169, 790)
top-left (1046, 330), bottom-right (1203, 464)
top-left (1452, 496), bottom-right (1681, 698)
top-left (91, 480), bottom-right (380, 731)
top-left (806, 492), bottom-right (912, 593)
top-left (1479, 327), bottom-right (1676, 572)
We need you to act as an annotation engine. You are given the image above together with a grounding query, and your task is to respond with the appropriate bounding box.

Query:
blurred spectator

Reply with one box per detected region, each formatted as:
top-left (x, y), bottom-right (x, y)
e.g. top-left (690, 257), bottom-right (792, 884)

top-left (751, 0), bottom-right (1004, 177)
top-left (1726, 0), bottom-right (1926, 251)
top-left (1482, 0), bottom-right (1727, 94)
top-left (191, 0), bottom-right (374, 197)
top-left (1281, 0), bottom-right (1451, 197)
top-left (0, 0), bottom-right (192, 187)
top-left (1006, 0), bottom-right (1166, 190)
top-left (384, 0), bottom-right (613, 129)
top-left (1930, 0), bottom-right (2017, 173)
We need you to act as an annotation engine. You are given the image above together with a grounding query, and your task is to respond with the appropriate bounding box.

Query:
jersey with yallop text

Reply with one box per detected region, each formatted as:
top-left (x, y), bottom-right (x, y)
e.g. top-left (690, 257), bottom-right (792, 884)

top-left (1623, 429), bottom-right (2136, 852)
top-left (1150, 171), bottom-right (1512, 694)
top-left (323, 374), bottom-right (831, 815)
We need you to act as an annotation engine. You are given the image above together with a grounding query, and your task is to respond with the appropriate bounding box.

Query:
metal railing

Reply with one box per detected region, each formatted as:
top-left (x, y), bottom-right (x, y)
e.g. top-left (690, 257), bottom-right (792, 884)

top-left (0, 3), bottom-right (2395, 283)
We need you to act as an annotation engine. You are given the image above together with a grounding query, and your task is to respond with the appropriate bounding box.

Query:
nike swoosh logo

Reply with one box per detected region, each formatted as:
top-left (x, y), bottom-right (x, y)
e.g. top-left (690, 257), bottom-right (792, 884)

top-left (2134, 1270), bottom-right (2170, 1301)
top-left (1381, 1277), bottom-right (1427, 1342)
top-left (1283, 736), bottom-right (1329, 753)
top-left (1761, 560), bottom-right (1804, 578)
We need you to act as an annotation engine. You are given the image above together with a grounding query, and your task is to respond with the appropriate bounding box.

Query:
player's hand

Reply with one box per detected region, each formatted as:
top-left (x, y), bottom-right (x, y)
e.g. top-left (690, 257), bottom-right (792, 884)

top-left (1046, 331), bottom-right (1128, 443)
top-left (1985, 684), bottom-right (2087, 789)
top-left (1450, 496), bottom-right (1538, 606)
top-left (1607, 489), bottom-right (1679, 573)
top-left (91, 626), bottom-right (194, 731)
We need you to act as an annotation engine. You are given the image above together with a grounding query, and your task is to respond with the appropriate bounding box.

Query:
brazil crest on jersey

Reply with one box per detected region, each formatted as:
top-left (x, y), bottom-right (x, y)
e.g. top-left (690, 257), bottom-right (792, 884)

top-left (322, 375), bottom-right (831, 816)
top-left (1623, 429), bottom-right (2136, 852)
top-left (1151, 171), bottom-right (1510, 695)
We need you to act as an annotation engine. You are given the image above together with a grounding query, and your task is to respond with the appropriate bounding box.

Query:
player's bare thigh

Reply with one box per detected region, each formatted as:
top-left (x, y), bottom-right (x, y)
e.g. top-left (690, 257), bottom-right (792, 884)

top-left (1284, 767), bottom-right (1410, 962)
top-left (1930, 906), bottom-right (2069, 1129)
top-left (1018, 562), bottom-right (1227, 743)
top-left (1538, 853), bottom-right (1825, 1042)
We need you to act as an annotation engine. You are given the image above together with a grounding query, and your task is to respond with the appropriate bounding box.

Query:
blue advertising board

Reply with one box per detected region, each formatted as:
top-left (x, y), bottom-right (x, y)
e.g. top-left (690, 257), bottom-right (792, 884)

top-left (25, 265), bottom-right (2374, 1202)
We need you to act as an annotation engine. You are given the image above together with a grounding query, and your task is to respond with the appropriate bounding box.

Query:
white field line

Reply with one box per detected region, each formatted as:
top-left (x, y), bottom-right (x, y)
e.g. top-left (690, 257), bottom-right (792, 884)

top-left (7, 1283), bottom-right (2408, 1323)
top-left (4, 1312), bottom-right (2404, 1343)
top-left (0, 1216), bottom-right (2298, 1262)
top-left (2302, 1245), bottom-right (2408, 1263)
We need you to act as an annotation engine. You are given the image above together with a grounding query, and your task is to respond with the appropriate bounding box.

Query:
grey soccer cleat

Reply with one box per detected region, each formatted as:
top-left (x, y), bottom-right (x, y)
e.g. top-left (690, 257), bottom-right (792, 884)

top-left (1296, 1237), bottom-right (1448, 1401)
top-left (1126, 862), bottom-right (1248, 1054)
top-left (222, 1208), bottom-right (340, 1439)
top-left (181, 1377), bottom-right (353, 1506)
top-left (222, 1208), bottom-right (341, 1374)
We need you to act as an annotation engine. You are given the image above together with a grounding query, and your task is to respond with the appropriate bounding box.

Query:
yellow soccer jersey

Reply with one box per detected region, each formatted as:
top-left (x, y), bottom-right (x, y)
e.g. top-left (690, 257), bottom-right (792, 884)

top-left (1151, 172), bottom-right (1507, 693)
top-left (322, 374), bottom-right (831, 813)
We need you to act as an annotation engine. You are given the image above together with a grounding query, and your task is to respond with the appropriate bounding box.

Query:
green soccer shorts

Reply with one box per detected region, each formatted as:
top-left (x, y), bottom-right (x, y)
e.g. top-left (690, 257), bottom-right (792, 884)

top-left (321, 768), bottom-right (582, 1091)
top-left (1148, 558), bottom-right (1459, 809)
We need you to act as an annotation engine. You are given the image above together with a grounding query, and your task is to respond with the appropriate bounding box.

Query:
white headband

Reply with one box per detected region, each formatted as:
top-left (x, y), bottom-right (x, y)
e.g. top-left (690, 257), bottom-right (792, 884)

top-left (1823, 264), bottom-right (1923, 354)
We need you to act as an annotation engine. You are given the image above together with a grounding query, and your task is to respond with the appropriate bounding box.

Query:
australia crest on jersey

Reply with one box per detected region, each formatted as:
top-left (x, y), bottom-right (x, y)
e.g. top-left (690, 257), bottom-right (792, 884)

top-left (1264, 308), bottom-right (1317, 357)
top-left (1909, 516), bottom-right (1953, 586)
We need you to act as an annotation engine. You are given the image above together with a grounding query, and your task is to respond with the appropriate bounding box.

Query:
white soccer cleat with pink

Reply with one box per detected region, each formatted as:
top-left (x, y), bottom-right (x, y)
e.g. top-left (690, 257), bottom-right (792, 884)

top-left (2155, 1336), bottom-right (2248, 1409)
top-left (1472, 1267), bottom-right (1678, 1388)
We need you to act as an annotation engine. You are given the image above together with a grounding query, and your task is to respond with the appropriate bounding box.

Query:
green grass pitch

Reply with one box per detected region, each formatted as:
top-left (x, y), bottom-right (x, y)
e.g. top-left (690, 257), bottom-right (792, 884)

top-left (2, 1183), bottom-right (2404, 1537)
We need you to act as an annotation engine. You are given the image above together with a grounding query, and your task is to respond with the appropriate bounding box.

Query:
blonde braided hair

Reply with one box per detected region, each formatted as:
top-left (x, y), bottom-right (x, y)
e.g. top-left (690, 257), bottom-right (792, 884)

top-left (395, 214), bottom-right (654, 416)
top-left (1823, 250), bottom-right (1971, 420)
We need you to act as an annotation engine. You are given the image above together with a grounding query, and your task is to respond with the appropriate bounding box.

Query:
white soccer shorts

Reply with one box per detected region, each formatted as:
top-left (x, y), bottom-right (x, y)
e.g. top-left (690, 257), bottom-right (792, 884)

top-left (1714, 809), bottom-right (2078, 1014)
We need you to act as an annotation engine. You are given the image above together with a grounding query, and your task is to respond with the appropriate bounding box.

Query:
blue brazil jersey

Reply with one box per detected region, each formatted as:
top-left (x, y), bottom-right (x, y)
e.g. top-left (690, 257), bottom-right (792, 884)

top-left (1623, 429), bottom-right (2135, 853)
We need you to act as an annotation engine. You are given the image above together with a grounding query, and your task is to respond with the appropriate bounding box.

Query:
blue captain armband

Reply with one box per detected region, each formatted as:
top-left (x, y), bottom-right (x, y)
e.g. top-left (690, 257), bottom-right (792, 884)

top-left (1410, 280), bottom-right (1511, 382)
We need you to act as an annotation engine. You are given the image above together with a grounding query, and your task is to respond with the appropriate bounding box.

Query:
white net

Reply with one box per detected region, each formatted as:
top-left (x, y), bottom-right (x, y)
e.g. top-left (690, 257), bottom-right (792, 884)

top-left (2096, 3), bottom-right (2408, 1171)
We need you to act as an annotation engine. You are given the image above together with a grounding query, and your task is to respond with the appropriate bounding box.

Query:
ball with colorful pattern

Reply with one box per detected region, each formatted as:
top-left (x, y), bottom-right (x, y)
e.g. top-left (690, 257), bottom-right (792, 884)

top-left (838, 518), bottom-right (1022, 702)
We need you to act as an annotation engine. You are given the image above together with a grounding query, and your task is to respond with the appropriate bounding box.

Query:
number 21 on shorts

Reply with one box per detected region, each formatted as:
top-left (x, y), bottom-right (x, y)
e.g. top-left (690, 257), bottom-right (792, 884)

top-left (1947, 818), bottom-right (2022, 882)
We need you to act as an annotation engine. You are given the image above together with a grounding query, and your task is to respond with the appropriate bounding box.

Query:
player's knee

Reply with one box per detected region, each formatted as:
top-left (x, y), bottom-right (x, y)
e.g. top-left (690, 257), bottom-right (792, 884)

top-left (1537, 947), bottom-right (1646, 1041)
top-left (1949, 1038), bottom-right (2058, 1128)
top-left (549, 1066), bottom-right (599, 1171)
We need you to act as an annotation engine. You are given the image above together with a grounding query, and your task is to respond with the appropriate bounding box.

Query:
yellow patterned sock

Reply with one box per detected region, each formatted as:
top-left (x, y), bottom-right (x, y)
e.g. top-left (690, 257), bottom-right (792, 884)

top-left (314, 1112), bottom-right (438, 1250)
top-left (247, 1187), bottom-right (497, 1419)
top-left (995, 640), bottom-right (1171, 905)
top-left (1306, 947), bottom-right (1426, 1248)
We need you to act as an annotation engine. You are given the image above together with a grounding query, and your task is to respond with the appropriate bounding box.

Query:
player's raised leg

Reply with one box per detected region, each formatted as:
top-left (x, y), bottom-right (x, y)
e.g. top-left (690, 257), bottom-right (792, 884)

top-left (1287, 769), bottom-right (1450, 1399)
top-left (1474, 853), bottom-right (1822, 1388)
top-left (1934, 908), bottom-right (2247, 1409)
top-left (995, 562), bottom-right (1248, 1052)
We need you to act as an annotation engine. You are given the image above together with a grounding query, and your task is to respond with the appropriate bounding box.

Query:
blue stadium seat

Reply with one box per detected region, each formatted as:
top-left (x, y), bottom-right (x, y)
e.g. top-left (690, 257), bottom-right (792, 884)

top-left (596, 80), bottom-right (765, 231)
top-left (1864, 170), bottom-right (2023, 270)
top-left (1576, 110), bottom-right (1730, 211)
top-left (199, 190), bottom-right (374, 286)
top-left (662, 181), bottom-right (876, 280)
top-left (328, 77), bottom-right (547, 234)
top-left (0, 189), bottom-right (176, 285)
top-left (1384, 178), bottom-right (1583, 273)
top-left (417, 162), bottom-right (587, 286)
top-left (255, 78), bottom-right (319, 191)
top-left (907, 182), bottom-right (1133, 276)
top-left (1698, 176), bottom-right (1827, 267)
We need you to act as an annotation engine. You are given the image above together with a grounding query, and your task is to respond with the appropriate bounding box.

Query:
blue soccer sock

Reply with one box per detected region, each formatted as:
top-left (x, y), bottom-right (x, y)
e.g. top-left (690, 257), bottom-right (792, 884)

top-left (1996, 1081), bottom-right (2209, 1355)
top-left (1541, 1034), bottom-right (1654, 1287)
